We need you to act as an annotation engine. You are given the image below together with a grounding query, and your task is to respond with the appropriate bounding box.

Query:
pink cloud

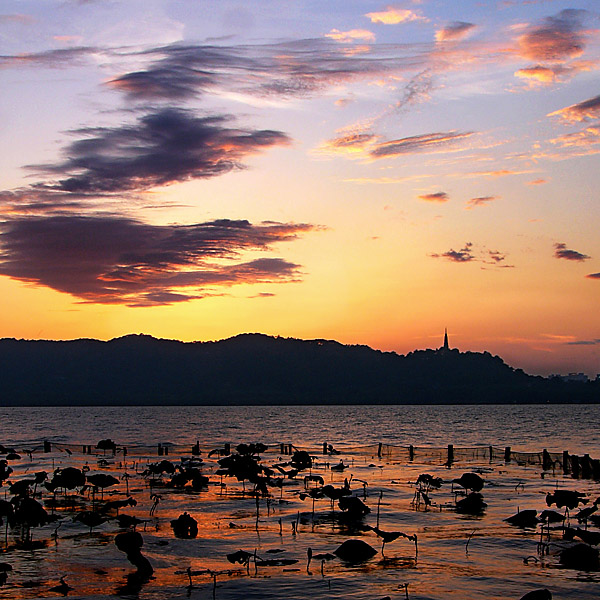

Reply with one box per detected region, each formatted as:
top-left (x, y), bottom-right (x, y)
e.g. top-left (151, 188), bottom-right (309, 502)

top-left (418, 191), bottom-right (449, 202)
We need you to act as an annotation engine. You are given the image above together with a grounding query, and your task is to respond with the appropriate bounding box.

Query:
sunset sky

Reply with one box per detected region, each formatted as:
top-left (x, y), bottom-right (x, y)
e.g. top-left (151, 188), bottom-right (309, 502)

top-left (1, 0), bottom-right (599, 376)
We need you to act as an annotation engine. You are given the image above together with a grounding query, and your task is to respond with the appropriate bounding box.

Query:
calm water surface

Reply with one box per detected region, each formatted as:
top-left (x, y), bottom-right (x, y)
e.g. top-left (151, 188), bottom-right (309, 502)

top-left (2, 404), bottom-right (599, 454)
top-left (0, 404), bottom-right (598, 600)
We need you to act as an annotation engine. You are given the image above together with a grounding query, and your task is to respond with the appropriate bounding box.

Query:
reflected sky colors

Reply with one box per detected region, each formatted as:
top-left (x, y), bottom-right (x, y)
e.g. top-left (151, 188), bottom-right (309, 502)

top-left (0, 1), bottom-right (599, 375)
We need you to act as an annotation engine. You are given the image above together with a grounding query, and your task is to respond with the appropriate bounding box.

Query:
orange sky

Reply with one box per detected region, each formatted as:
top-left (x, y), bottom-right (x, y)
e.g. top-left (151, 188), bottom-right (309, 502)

top-left (0, 1), bottom-right (599, 376)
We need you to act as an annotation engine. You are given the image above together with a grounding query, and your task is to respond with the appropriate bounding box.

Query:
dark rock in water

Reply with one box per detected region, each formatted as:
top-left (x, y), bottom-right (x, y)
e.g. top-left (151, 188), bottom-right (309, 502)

top-left (170, 512), bottom-right (198, 539)
top-left (456, 492), bottom-right (487, 515)
top-left (560, 543), bottom-right (599, 570)
top-left (506, 509), bottom-right (538, 528)
top-left (334, 539), bottom-right (377, 562)
top-left (519, 589), bottom-right (551, 600)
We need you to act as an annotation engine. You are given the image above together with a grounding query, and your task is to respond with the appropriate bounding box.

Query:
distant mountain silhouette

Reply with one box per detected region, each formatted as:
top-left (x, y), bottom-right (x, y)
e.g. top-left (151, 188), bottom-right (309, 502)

top-left (0, 333), bottom-right (597, 406)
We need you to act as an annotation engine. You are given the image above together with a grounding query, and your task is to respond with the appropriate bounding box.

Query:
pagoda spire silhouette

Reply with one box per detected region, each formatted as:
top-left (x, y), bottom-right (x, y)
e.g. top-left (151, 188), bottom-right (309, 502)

top-left (443, 328), bottom-right (449, 350)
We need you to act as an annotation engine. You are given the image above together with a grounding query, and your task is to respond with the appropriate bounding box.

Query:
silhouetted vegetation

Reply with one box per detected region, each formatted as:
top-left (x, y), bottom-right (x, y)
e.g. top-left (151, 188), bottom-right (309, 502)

top-left (0, 333), bottom-right (597, 406)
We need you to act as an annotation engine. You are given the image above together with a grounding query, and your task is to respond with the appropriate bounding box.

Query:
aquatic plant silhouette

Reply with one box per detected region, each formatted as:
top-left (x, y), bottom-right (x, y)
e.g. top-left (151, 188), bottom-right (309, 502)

top-left (456, 492), bottom-right (487, 515)
top-left (290, 450), bottom-right (312, 471)
top-left (100, 496), bottom-right (137, 515)
top-left (306, 547), bottom-right (336, 574)
top-left (0, 460), bottom-right (13, 486)
top-left (96, 439), bottom-right (117, 454)
top-left (338, 495), bottom-right (370, 520)
top-left (85, 473), bottom-right (119, 499)
top-left (0, 562), bottom-right (11, 586)
top-left (563, 526), bottom-right (600, 546)
top-left (49, 576), bottom-right (74, 596)
top-left (519, 590), bottom-right (551, 600)
top-left (505, 510), bottom-right (538, 528)
top-left (171, 512), bottom-right (198, 538)
top-left (452, 472), bottom-right (484, 492)
top-left (73, 511), bottom-right (107, 533)
top-left (559, 542), bottom-right (599, 570)
top-left (368, 526), bottom-right (418, 558)
top-left (115, 531), bottom-right (154, 578)
top-left (116, 513), bottom-right (148, 530)
top-left (11, 496), bottom-right (48, 545)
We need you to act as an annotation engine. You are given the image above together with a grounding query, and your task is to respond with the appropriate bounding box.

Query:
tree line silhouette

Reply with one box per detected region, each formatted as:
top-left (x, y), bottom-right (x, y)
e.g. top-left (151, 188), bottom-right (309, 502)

top-left (0, 333), bottom-right (597, 406)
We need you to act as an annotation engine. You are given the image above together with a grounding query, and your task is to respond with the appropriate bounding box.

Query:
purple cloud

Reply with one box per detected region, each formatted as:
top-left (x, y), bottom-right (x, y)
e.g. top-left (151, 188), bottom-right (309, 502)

top-left (31, 108), bottom-right (289, 196)
top-left (418, 191), bottom-right (449, 203)
top-left (518, 9), bottom-right (588, 62)
top-left (430, 242), bottom-right (475, 262)
top-left (371, 131), bottom-right (473, 158)
top-left (436, 22), bottom-right (476, 42)
top-left (0, 216), bottom-right (314, 306)
top-left (554, 242), bottom-right (590, 261)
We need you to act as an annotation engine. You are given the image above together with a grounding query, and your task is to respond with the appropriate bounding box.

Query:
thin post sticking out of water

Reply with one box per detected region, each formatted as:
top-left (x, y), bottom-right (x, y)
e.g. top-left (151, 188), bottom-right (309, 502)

top-left (44, 441), bottom-right (51, 453)
top-left (377, 443), bottom-right (383, 458)
top-left (323, 442), bottom-right (328, 455)
top-left (542, 449), bottom-right (552, 471)
top-left (376, 491), bottom-right (383, 528)
top-left (489, 446), bottom-right (493, 463)
top-left (572, 455), bottom-right (581, 478)
top-left (504, 446), bottom-right (511, 463)
top-left (446, 444), bottom-right (454, 468)
top-left (582, 454), bottom-right (592, 479)
top-left (409, 445), bottom-right (414, 461)
top-left (562, 450), bottom-right (570, 474)
top-left (158, 444), bottom-right (163, 456)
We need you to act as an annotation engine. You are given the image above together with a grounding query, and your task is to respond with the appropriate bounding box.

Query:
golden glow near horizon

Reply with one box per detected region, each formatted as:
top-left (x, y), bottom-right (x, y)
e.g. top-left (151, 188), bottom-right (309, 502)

top-left (0, 1), bottom-right (599, 376)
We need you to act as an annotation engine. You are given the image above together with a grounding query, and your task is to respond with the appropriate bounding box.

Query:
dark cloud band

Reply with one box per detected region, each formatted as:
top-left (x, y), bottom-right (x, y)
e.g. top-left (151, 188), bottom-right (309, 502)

top-left (31, 108), bottom-right (290, 196)
top-left (0, 216), bottom-right (314, 306)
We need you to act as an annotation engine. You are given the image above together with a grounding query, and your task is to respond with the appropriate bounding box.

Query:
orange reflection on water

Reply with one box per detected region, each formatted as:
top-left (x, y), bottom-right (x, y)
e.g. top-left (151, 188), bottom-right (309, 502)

top-left (1, 442), bottom-right (600, 599)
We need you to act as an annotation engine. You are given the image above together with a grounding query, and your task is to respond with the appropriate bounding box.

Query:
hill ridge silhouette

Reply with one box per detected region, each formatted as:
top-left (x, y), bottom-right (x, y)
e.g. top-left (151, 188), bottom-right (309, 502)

top-left (0, 333), bottom-right (596, 406)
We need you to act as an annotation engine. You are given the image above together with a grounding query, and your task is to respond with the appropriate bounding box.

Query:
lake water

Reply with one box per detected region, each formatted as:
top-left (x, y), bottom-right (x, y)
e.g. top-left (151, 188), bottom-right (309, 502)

top-left (0, 404), bottom-right (599, 600)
